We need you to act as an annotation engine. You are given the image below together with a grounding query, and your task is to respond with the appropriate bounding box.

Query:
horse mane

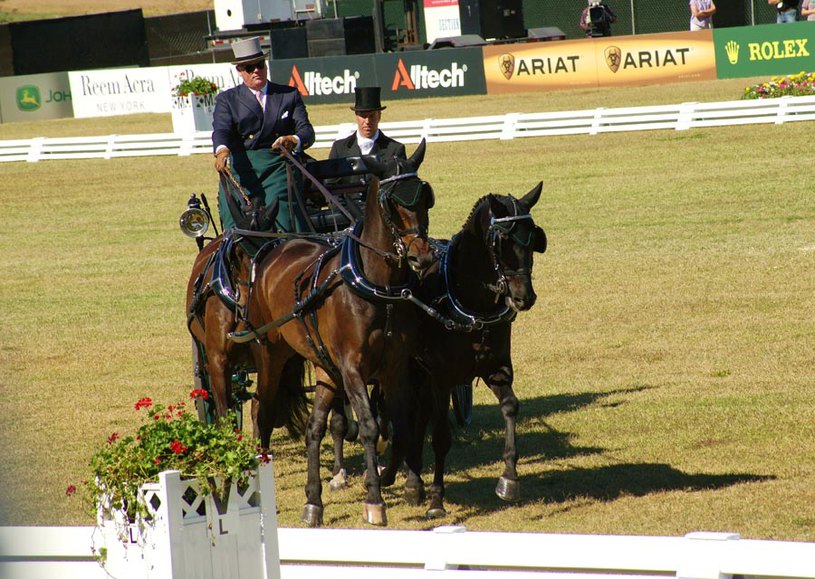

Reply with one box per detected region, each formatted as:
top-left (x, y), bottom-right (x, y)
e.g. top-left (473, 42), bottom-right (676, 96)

top-left (462, 194), bottom-right (493, 233)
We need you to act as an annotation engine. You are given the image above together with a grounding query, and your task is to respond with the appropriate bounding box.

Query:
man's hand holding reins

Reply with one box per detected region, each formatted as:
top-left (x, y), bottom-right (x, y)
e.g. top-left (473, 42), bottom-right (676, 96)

top-left (272, 135), bottom-right (299, 154)
top-left (214, 148), bottom-right (230, 173)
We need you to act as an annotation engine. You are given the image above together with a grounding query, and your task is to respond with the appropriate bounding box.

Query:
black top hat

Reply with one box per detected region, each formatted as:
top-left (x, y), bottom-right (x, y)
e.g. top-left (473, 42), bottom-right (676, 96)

top-left (231, 37), bottom-right (268, 66)
top-left (351, 87), bottom-right (386, 113)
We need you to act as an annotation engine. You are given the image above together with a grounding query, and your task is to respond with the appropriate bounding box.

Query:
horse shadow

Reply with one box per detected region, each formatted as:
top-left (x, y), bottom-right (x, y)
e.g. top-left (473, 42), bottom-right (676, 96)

top-left (441, 462), bottom-right (773, 514)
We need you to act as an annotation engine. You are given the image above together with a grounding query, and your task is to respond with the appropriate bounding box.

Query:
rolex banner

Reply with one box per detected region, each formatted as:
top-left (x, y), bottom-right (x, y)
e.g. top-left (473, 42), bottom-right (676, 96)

top-left (483, 30), bottom-right (716, 94)
top-left (713, 21), bottom-right (815, 80)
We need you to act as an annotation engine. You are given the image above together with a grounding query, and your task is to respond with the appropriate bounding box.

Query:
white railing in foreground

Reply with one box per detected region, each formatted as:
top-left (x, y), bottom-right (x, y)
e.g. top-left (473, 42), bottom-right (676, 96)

top-left (1, 524), bottom-right (815, 579)
top-left (2, 95), bottom-right (814, 163)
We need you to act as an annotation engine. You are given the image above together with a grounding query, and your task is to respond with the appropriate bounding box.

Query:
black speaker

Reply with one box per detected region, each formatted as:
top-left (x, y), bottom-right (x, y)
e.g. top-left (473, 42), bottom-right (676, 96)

top-left (459, 0), bottom-right (525, 40)
top-left (306, 17), bottom-right (374, 58)
top-left (270, 26), bottom-right (308, 60)
top-left (428, 34), bottom-right (486, 49)
top-left (527, 27), bottom-right (566, 42)
top-left (711, 0), bottom-right (747, 27)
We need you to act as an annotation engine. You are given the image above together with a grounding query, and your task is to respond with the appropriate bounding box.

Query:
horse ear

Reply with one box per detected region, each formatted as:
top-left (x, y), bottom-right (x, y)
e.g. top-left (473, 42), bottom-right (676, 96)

top-left (409, 138), bottom-right (427, 169)
top-left (533, 226), bottom-right (547, 253)
top-left (520, 181), bottom-right (543, 211)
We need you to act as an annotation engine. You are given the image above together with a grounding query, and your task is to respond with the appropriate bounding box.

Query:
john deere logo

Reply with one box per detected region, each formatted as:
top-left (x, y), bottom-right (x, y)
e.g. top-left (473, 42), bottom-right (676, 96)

top-left (17, 85), bottom-right (42, 111)
top-left (605, 46), bottom-right (622, 73)
top-left (499, 53), bottom-right (515, 80)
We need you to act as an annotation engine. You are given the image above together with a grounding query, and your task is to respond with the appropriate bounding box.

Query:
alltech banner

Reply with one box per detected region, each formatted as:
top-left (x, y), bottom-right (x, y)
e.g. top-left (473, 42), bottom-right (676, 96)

top-left (269, 49), bottom-right (486, 105)
top-left (483, 30), bottom-right (717, 94)
top-left (713, 21), bottom-right (815, 79)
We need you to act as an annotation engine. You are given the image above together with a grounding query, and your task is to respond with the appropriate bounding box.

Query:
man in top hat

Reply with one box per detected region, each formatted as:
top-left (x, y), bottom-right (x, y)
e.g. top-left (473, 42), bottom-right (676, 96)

top-left (328, 86), bottom-right (405, 164)
top-left (212, 36), bottom-right (315, 233)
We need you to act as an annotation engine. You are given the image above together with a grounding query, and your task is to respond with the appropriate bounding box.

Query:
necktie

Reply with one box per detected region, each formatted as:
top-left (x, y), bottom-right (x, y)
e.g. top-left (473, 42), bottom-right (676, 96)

top-left (256, 90), bottom-right (264, 110)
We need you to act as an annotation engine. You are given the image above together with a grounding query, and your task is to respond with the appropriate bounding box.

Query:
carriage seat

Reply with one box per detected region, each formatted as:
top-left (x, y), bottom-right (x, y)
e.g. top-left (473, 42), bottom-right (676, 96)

top-left (302, 156), bottom-right (374, 233)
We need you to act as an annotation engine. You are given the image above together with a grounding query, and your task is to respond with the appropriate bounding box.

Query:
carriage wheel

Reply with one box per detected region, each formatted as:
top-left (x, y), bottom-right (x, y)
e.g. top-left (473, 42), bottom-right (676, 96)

top-left (451, 382), bottom-right (473, 427)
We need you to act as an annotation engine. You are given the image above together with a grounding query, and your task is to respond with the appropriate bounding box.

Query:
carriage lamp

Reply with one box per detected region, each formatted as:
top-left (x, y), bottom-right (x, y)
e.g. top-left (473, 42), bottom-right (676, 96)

top-left (180, 194), bottom-right (210, 238)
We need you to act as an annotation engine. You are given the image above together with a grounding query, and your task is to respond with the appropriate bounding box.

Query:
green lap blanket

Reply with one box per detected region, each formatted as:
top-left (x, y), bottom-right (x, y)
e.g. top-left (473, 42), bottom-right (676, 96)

top-left (218, 148), bottom-right (307, 235)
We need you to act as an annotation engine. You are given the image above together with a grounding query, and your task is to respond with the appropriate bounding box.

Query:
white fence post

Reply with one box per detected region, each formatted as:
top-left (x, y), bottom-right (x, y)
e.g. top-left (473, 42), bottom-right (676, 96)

top-left (590, 107), bottom-right (606, 135)
top-left (676, 102), bottom-right (698, 131)
top-left (676, 532), bottom-right (740, 579)
top-left (425, 525), bottom-right (467, 570)
top-left (775, 96), bottom-right (790, 125)
top-left (26, 137), bottom-right (45, 162)
top-left (500, 112), bottom-right (520, 140)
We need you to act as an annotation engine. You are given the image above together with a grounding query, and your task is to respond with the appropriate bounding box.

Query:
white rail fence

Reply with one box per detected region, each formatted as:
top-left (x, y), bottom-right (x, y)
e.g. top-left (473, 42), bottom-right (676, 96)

top-left (2, 524), bottom-right (815, 579)
top-left (2, 95), bottom-right (814, 163)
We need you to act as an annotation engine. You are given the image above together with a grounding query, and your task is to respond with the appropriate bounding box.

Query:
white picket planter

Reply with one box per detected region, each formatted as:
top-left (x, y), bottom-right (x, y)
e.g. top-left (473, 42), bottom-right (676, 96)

top-left (92, 458), bottom-right (280, 579)
top-left (171, 93), bottom-right (217, 134)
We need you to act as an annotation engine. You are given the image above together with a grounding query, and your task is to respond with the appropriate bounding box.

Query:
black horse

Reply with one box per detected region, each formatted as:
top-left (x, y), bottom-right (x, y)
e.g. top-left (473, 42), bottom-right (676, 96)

top-left (381, 182), bottom-right (547, 518)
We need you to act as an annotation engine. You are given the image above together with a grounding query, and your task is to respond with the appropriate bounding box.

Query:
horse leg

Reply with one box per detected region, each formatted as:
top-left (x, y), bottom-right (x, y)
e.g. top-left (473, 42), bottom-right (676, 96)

top-left (486, 365), bottom-right (521, 502)
top-left (206, 348), bottom-right (232, 421)
top-left (344, 370), bottom-right (387, 526)
top-left (426, 387), bottom-right (453, 519)
top-left (302, 376), bottom-right (335, 527)
top-left (383, 373), bottom-right (425, 505)
top-left (324, 368), bottom-right (349, 492)
top-left (251, 348), bottom-right (286, 450)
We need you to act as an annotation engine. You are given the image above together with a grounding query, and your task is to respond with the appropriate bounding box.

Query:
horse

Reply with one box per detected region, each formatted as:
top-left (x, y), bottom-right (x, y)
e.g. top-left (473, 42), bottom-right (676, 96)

top-left (245, 141), bottom-right (436, 527)
top-left (380, 182), bottom-right (547, 519)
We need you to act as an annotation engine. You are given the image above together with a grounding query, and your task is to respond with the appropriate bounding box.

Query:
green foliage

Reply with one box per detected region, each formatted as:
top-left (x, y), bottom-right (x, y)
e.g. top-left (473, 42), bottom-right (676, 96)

top-left (174, 76), bottom-right (219, 97)
top-left (742, 71), bottom-right (815, 99)
top-left (86, 391), bottom-right (260, 521)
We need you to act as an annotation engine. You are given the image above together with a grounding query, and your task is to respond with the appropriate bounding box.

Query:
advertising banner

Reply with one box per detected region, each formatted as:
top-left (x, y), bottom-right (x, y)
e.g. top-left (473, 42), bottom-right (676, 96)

top-left (423, 0), bottom-right (462, 44)
top-left (268, 54), bottom-right (377, 105)
top-left (0, 71), bottom-right (73, 123)
top-left (713, 21), bottom-right (815, 79)
top-left (269, 49), bottom-right (486, 104)
top-left (377, 47), bottom-right (487, 100)
top-left (484, 30), bottom-right (716, 94)
top-left (69, 67), bottom-right (171, 118)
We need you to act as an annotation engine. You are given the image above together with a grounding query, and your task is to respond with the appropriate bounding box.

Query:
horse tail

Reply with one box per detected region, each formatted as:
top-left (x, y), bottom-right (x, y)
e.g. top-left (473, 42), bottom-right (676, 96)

top-left (274, 355), bottom-right (311, 439)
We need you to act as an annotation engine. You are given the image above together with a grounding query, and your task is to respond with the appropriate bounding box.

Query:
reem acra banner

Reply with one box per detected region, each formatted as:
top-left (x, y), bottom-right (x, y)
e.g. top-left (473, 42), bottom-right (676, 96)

top-left (484, 30), bottom-right (717, 94)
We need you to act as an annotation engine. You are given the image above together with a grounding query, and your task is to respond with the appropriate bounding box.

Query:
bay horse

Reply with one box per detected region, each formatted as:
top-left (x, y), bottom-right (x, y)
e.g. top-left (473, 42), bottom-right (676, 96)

top-left (381, 182), bottom-right (547, 519)
top-left (185, 169), bottom-right (314, 435)
top-left (245, 141), bottom-right (435, 527)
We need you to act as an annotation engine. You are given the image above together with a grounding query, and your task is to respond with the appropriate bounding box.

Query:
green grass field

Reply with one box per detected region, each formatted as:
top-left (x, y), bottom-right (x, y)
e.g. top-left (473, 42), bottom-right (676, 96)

top-left (1, 79), bottom-right (814, 541)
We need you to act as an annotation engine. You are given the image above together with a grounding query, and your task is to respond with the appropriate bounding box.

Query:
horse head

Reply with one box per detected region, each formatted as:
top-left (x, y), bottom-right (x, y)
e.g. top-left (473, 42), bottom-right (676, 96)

top-left (364, 139), bottom-right (435, 277)
top-left (485, 181), bottom-right (547, 312)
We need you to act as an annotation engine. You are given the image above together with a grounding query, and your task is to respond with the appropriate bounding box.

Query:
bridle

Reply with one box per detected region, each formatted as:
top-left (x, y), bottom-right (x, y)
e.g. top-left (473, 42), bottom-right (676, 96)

top-left (376, 164), bottom-right (433, 265)
top-left (485, 197), bottom-right (534, 298)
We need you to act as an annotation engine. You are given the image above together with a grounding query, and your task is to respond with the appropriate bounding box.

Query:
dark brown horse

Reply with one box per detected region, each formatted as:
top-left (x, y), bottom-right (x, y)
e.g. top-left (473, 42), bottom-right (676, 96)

top-left (381, 182), bottom-right (547, 518)
top-left (246, 141), bottom-right (435, 526)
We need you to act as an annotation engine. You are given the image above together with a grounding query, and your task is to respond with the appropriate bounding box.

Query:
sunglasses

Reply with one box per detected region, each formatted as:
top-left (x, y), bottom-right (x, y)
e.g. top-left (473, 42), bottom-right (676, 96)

top-left (239, 62), bottom-right (266, 73)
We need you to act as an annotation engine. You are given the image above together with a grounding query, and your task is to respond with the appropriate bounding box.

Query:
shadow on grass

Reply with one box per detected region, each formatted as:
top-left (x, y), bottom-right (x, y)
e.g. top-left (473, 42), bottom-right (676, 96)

top-left (442, 463), bottom-right (773, 513)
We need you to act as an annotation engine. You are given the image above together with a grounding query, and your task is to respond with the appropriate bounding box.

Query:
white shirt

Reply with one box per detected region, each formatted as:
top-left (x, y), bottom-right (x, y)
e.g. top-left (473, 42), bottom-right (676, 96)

top-left (356, 130), bottom-right (380, 155)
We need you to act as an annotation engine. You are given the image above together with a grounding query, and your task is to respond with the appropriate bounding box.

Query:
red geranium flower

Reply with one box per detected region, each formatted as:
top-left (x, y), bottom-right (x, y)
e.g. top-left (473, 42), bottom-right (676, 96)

top-left (169, 440), bottom-right (188, 455)
top-left (65, 485), bottom-right (77, 497)
top-left (190, 389), bottom-right (209, 401)
top-left (107, 432), bottom-right (119, 445)
top-left (134, 397), bottom-right (153, 410)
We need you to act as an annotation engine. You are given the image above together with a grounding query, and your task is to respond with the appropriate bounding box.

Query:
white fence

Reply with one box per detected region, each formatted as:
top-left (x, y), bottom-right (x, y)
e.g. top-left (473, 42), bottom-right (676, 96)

top-left (2, 524), bottom-right (815, 579)
top-left (2, 95), bottom-right (814, 163)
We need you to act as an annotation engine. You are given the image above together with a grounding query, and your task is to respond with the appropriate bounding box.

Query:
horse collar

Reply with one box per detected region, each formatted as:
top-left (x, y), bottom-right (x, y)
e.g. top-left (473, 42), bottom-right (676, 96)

top-left (340, 221), bottom-right (414, 302)
top-left (441, 235), bottom-right (516, 329)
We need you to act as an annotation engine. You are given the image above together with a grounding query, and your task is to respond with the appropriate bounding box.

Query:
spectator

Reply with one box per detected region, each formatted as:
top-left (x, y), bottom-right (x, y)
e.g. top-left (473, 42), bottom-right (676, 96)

top-left (768, 0), bottom-right (799, 23)
top-left (690, 0), bottom-right (717, 30)
top-left (801, 0), bottom-right (815, 19)
top-left (580, 0), bottom-right (616, 37)
top-left (212, 37), bottom-right (315, 232)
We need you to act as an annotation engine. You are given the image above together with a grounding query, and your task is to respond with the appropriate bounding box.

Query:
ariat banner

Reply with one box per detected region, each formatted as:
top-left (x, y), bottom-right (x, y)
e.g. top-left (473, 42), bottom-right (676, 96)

top-left (484, 30), bottom-right (716, 93)
top-left (713, 21), bottom-right (815, 79)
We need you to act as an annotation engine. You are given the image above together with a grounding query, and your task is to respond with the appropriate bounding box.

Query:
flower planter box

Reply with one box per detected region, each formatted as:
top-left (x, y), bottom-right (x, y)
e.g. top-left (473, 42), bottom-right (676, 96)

top-left (171, 93), bottom-right (216, 134)
top-left (93, 458), bottom-right (279, 579)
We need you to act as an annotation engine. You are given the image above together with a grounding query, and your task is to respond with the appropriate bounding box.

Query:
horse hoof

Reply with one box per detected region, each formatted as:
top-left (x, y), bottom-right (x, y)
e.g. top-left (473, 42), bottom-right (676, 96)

top-left (363, 503), bottom-right (388, 526)
top-left (495, 476), bottom-right (520, 502)
top-left (425, 506), bottom-right (447, 520)
top-left (329, 468), bottom-right (347, 492)
top-left (404, 485), bottom-right (425, 506)
top-left (344, 420), bottom-right (359, 442)
top-left (301, 504), bottom-right (324, 527)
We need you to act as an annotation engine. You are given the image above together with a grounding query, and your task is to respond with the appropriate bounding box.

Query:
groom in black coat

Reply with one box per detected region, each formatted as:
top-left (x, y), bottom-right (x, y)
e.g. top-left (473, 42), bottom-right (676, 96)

top-left (328, 86), bottom-right (406, 167)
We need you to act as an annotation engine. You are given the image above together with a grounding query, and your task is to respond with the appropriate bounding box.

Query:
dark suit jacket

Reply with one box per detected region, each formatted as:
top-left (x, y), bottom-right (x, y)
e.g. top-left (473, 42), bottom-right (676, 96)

top-left (212, 82), bottom-right (315, 153)
top-left (328, 130), bottom-right (406, 161)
